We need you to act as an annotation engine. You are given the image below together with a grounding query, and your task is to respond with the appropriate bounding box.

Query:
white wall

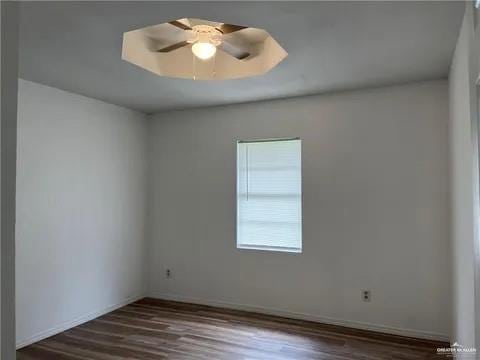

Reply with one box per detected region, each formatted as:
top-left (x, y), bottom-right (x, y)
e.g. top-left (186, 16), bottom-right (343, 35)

top-left (448, 4), bottom-right (478, 352)
top-left (147, 80), bottom-right (451, 340)
top-left (15, 79), bottom-right (148, 347)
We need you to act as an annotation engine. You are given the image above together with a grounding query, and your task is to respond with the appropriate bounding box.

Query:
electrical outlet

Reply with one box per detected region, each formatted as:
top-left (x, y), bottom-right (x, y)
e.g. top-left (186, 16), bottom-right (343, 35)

top-left (362, 290), bottom-right (371, 302)
top-left (166, 269), bottom-right (171, 278)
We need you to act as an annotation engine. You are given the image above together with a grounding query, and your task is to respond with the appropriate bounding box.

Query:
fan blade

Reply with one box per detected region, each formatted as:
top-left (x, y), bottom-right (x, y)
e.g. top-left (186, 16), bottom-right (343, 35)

top-left (217, 24), bottom-right (247, 34)
top-left (169, 20), bottom-right (192, 31)
top-left (157, 41), bottom-right (189, 53)
top-left (219, 41), bottom-right (249, 60)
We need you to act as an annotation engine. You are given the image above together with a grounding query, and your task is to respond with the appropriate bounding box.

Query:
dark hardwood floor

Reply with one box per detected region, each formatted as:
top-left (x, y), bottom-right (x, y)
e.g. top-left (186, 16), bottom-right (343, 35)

top-left (17, 298), bottom-right (447, 359)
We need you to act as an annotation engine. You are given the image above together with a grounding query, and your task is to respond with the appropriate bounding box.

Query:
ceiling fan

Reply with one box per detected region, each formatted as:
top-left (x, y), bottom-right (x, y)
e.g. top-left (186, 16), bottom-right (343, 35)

top-left (157, 19), bottom-right (251, 61)
top-left (122, 18), bottom-right (287, 80)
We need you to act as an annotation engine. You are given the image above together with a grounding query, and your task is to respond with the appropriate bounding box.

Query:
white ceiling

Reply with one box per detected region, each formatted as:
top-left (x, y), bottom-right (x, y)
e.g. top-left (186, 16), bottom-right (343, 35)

top-left (19, 1), bottom-right (464, 113)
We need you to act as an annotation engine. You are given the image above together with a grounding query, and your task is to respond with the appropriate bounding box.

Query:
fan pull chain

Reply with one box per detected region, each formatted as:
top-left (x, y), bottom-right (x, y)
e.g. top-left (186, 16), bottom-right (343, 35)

top-left (193, 51), bottom-right (196, 80)
top-left (246, 144), bottom-right (249, 201)
top-left (213, 51), bottom-right (216, 79)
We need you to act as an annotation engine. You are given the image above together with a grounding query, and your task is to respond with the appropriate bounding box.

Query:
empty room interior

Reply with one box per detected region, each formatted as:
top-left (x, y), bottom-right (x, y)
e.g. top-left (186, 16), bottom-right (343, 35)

top-left (2, 0), bottom-right (480, 359)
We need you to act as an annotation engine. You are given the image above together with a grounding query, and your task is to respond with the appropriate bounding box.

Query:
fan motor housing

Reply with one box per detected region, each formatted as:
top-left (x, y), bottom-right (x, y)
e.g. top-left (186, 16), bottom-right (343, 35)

top-left (189, 25), bottom-right (222, 46)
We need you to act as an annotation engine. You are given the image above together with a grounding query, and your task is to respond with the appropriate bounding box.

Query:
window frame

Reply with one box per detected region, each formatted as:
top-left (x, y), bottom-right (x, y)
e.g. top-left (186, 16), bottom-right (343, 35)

top-left (235, 137), bottom-right (303, 254)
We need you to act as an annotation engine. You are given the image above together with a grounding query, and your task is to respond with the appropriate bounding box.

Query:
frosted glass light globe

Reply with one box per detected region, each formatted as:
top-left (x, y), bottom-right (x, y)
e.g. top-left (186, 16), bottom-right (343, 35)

top-left (192, 42), bottom-right (217, 60)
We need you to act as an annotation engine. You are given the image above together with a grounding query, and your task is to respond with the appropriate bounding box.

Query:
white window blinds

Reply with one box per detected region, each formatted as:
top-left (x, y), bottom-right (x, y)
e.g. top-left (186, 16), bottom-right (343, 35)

top-left (236, 139), bottom-right (302, 252)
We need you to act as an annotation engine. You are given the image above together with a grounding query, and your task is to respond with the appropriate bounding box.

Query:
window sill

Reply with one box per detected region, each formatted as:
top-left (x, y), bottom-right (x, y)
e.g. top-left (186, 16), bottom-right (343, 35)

top-left (237, 245), bottom-right (302, 254)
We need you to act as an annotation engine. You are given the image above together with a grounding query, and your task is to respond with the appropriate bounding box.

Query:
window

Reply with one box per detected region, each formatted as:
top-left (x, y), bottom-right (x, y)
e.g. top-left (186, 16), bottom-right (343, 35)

top-left (236, 138), bottom-right (302, 253)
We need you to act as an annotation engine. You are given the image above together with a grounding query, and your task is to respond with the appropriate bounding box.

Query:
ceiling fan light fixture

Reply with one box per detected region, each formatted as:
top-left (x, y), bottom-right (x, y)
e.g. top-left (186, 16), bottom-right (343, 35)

top-left (191, 42), bottom-right (217, 60)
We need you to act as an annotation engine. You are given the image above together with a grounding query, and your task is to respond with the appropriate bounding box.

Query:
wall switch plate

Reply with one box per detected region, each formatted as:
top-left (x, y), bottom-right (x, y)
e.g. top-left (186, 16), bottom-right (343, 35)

top-left (362, 290), bottom-right (371, 302)
top-left (166, 269), bottom-right (171, 278)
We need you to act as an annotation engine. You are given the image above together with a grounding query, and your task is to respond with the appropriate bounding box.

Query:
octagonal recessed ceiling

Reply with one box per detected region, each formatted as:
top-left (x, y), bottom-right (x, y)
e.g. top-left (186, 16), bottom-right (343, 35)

top-left (122, 18), bottom-right (287, 80)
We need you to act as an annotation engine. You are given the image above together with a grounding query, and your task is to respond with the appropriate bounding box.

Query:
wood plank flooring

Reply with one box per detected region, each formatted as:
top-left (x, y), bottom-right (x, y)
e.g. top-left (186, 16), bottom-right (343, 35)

top-left (17, 298), bottom-right (448, 359)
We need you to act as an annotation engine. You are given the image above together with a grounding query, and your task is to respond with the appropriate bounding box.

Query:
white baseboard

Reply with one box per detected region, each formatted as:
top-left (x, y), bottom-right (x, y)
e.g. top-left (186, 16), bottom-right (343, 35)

top-left (16, 294), bottom-right (144, 349)
top-left (151, 292), bottom-right (449, 343)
